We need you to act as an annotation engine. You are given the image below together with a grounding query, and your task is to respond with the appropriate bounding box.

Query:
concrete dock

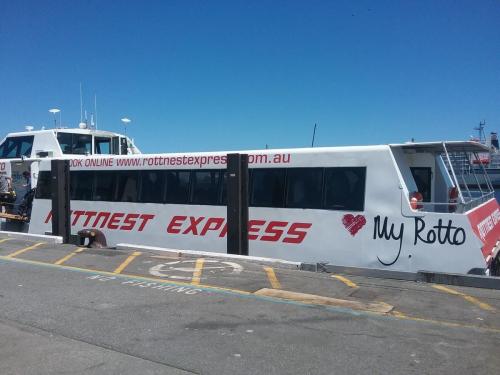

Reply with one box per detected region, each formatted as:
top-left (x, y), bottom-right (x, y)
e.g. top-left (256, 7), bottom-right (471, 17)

top-left (0, 235), bottom-right (499, 374)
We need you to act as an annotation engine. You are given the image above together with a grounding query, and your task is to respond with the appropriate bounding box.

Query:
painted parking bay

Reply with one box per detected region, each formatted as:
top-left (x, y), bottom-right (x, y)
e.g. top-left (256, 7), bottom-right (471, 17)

top-left (0, 235), bottom-right (499, 330)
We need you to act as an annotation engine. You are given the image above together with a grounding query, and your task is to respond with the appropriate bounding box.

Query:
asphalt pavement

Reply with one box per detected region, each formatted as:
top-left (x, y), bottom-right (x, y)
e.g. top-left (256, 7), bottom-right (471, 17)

top-left (0, 235), bottom-right (499, 374)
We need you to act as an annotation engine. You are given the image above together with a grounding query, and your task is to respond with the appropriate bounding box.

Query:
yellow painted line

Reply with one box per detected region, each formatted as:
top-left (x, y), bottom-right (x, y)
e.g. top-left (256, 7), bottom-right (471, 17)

top-left (191, 258), bottom-right (205, 285)
top-left (54, 248), bottom-right (85, 265)
top-left (264, 266), bottom-right (282, 289)
top-left (113, 251), bottom-right (142, 274)
top-left (332, 274), bottom-right (358, 288)
top-left (0, 238), bottom-right (11, 245)
top-left (5, 242), bottom-right (45, 258)
top-left (432, 285), bottom-right (495, 312)
top-left (390, 310), bottom-right (500, 333)
top-left (255, 288), bottom-right (393, 313)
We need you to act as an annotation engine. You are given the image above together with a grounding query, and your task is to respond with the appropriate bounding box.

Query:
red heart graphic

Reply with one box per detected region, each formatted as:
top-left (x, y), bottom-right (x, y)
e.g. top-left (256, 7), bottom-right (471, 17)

top-left (342, 214), bottom-right (366, 236)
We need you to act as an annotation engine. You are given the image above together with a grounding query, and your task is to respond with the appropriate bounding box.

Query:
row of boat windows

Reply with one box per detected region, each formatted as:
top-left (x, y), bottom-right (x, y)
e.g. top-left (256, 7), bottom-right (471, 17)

top-left (57, 133), bottom-right (128, 155)
top-left (36, 167), bottom-right (366, 211)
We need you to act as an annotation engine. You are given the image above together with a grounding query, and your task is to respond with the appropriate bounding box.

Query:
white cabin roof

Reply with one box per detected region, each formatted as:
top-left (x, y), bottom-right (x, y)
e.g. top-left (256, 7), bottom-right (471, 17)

top-left (390, 141), bottom-right (489, 153)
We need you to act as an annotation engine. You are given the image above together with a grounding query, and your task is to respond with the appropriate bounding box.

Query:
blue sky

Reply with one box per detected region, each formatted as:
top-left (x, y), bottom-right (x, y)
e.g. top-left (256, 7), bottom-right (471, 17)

top-left (1, 1), bottom-right (499, 152)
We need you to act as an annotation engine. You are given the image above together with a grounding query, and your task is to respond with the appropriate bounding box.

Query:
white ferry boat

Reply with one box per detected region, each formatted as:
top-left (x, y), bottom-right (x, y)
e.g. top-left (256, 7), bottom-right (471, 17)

top-left (1, 125), bottom-right (500, 276)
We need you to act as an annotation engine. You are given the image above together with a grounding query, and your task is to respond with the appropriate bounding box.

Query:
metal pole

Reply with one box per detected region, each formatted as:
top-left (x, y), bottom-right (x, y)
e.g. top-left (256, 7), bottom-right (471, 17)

top-left (311, 123), bottom-right (317, 147)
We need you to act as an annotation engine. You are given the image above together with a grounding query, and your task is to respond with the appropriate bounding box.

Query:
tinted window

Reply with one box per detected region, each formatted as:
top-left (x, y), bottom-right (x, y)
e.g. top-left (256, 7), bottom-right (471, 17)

top-left (94, 171), bottom-right (115, 201)
top-left (165, 171), bottom-right (190, 203)
top-left (0, 136), bottom-right (34, 158)
top-left (115, 171), bottom-right (139, 202)
top-left (73, 134), bottom-right (92, 155)
top-left (250, 169), bottom-right (285, 207)
top-left (70, 171), bottom-right (94, 200)
top-left (191, 170), bottom-right (221, 205)
top-left (140, 170), bottom-right (165, 203)
top-left (324, 167), bottom-right (366, 211)
top-left (57, 133), bottom-right (92, 155)
top-left (57, 133), bottom-right (73, 154)
top-left (286, 168), bottom-right (323, 208)
top-left (95, 137), bottom-right (111, 155)
top-left (35, 171), bottom-right (52, 199)
top-left (120, 138), bottom-right (128, 155)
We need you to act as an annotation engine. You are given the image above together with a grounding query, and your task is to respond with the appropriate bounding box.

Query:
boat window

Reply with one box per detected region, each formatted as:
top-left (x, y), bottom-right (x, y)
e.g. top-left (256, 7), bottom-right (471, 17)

top-left (285, 168), bottom-right (323, 209)
top-left (250, 168), bottom-right (286, 207)
top-left (35, 171), bottom-right (52, 199)
top-left (94, 172), bottom-right (116, 201)
top-left (191, 170), bottom-right (221, 205)
top-left (324, 167), bottom-right (366, 211)
top-left (57, 133), bottom-right (73, 154)
top-left (57, 133), bottom-right (92, 155)
top-left (112, 137), bottom-right (120, 155)
top-left (115, 171), bottom-right (139, 202)
top-left (140, 170), bottom-right (165, 203)
top-left (95, 137), bottom-right (112, 155)
top-left (165, 171), bottom-right (190, 204)
top-left (70, 171), bottom-right (94, 200)
top-left (120, 138), bottom-right (128, 155)
top-left (0, 136), bottom-right (34, 158)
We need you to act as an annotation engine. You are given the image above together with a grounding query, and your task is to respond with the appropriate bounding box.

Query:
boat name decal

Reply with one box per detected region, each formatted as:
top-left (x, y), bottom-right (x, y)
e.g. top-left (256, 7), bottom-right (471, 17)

top-left (373, 216), bottom-right (466, 266)
top-left (167, 216), bottom-right (311, 244)
top-left (43, 211), bottom-right (311, 244)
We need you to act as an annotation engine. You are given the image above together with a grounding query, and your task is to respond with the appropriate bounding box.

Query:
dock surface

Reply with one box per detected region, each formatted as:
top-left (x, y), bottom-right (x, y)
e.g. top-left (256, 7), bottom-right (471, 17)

top-left (0, 235), bottom-right (499, 374)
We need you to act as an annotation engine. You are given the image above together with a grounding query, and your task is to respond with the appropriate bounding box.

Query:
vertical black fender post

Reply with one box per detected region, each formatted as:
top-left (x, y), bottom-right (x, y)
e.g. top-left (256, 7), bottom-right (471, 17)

top-left (51, 159), bottom-right (71, 243)
top-left (227, 153), bottom-right (249, 255)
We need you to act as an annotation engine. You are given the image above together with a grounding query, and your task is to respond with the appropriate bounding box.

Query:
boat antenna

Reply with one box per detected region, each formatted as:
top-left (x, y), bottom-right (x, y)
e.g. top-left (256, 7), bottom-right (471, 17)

top-left (474, 120), bottom-right (486, 143)
top-left (94, 94), bottom-right (98, 130)
top-left (311, 123), bottom-right (317, 147)
top-left (121, 117), bottom-right (131, 135)
top-left (79, 82), bottom-right (83, 123)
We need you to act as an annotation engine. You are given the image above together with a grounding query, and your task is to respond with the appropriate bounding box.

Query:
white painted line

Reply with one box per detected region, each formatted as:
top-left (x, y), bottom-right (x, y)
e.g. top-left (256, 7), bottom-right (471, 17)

top-left (116, 243), bottom-right (301, 268)
top-left (0, 231), bottom-right (63, 244)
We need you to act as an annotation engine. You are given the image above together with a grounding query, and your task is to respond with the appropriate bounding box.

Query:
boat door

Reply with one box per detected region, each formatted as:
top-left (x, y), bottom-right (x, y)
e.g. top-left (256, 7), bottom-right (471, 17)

top-left (10, 160), bottom-right (34, 216)
top-left (410, 167), bottom-right (432, 202)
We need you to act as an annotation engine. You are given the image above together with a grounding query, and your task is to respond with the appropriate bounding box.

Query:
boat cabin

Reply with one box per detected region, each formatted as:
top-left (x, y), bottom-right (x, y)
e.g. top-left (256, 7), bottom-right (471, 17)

top-left (0, 127), bottom-right (140, 159)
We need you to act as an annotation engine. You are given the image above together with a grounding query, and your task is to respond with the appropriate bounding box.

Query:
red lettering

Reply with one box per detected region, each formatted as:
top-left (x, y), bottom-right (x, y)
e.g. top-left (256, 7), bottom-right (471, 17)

top-left (261, 221), bottom-right (287, 242)
top-left (283, 222), bottom-right (312, 244)
top-left (107, 212), bottom-right (125, 230)
top-left (137, 214), bottom-right (155, 231)
top-left (200, 217), bottom-right (225, 235)
top-left (182, 216), bottom-right (205, 235)
top-left (121, 213), bottom-right (140, 231)
top-left (167, 215), bottom-right (187, 234)
top-left (92, 212), bottom-right (111, 228)
top-left (248, 220), bottom-right (266, 240)
top-left (219, 223), bottom-right (227, 237)
top-left (82, 211), bottom-right (97, 226)
top-left (71, 210), bottom-right (85, 226)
